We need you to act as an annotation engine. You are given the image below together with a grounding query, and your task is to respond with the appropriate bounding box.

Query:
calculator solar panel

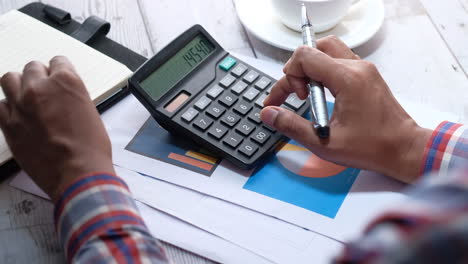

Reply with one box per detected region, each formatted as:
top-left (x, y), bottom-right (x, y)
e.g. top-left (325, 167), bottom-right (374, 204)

top-left (129, 25), bottom-right (309, 169)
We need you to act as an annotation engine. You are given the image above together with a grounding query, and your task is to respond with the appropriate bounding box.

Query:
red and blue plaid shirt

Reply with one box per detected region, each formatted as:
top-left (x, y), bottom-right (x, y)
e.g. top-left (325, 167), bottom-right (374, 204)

top-left (55, 121), bottom-right (468, 263)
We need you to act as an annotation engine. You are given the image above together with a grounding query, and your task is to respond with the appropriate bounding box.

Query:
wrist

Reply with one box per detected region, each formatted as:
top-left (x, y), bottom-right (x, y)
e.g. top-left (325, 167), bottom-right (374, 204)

top-left (49, 155), bottom-right (115, 202)
top-left (384, 121), bottom-right (432, 183)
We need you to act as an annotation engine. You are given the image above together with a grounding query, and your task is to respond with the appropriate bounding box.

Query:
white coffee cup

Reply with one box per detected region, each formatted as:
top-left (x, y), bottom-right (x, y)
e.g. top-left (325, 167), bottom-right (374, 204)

top-left (271, 0), bottom-right (360, 33)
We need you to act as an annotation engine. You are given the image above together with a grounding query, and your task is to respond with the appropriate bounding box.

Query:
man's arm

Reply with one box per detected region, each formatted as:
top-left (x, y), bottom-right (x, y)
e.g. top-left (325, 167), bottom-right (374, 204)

top-left (335, 121), bottom-right (468, 263)
top-left (0, 57), bottom-right (168, 263)
top-left (420, 121), bottom-right (468, 176)
top-left (55, 173), bottom-right (167, 263)
top-left (261, 37), bottom-right (468, 263)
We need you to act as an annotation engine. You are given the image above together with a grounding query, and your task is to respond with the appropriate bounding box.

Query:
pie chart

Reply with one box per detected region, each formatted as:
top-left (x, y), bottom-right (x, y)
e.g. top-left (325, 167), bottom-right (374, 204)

top-left (244, 103), bottom-right (360, 218)
top-left (276, 142), bottom-right (346, 178)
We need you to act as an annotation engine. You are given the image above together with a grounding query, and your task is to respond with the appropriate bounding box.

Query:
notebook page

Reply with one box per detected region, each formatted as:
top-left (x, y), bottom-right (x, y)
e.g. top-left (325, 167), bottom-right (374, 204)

top-left (0, 10), bottom-right (133, 165)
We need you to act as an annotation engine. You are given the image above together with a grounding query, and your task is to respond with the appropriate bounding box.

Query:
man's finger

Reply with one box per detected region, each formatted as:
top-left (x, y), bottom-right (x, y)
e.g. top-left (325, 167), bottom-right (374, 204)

top-left (263, 77), bottom-right (291, 106)
top-left (286, 75), bottom-right (308, 99)
top-left (264, 75), bottom-right (309, 108)
top-left (1, 72), bottom-right (22, 104)
top-left (317, 35), bottom-right (360, 60)
top-left (49, 56), bottom-right (77, 75)
top-left (23, 61), bottom-right (48, 87)
top-left (283, 46), bottom-right (347, 96)
top-left (260, 106), bottom-right (321, 149)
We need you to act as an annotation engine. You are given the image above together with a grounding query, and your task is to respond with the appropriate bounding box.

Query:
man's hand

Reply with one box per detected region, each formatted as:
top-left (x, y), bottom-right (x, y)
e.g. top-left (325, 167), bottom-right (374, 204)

top-left (261, 36), bottom-right (432, 183)
top-left (0, 56), bottom-right (115, 201)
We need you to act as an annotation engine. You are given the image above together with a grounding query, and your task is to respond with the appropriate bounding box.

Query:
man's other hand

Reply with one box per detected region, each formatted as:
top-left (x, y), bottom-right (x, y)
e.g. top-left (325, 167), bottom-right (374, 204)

top-left (0, 56), bottom-right (115, 201)
top-left (261, 36), bottom-right (432, 183)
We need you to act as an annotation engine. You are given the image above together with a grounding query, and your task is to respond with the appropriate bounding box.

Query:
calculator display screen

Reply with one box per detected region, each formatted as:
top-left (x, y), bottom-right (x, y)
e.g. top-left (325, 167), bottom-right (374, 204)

top-left (140, 34), bottom-right (216, 101)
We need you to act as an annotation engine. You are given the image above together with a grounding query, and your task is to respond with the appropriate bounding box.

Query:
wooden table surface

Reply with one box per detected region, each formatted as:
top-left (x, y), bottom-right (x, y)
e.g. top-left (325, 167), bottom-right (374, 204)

top-left (0, 0), bottom-right (467, 263)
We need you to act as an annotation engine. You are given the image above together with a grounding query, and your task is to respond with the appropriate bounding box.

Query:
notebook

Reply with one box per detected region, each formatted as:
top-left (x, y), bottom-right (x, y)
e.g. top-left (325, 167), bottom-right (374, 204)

top-left (0, 10), bottom-right (133, 167)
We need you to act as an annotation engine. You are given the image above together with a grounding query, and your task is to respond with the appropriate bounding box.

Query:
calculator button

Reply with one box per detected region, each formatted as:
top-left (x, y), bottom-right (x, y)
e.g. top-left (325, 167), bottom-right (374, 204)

top-left (243, 70), bottom-right (259, 84)
top-left (281, 104), bottom-right (294, 112)
top-left (219, 56), bottom-right (237, 71)
top-left (207, 85), bottom-right (224, 99)
top-left (194, 96), bottom-right (212, 111)
top-left (207, 103), bottom-right (226, 119)
top-left (243, 87), bottom-right (260, 102)
top-left (231, 81), bottom-right (248, 95)
top-left (251, 128), bottom-right (271, 145)
top-left (221, 112), bottom-right (241, 127)
top-left (219, 92), bottom-right (238, 107)
top-left (266, 85), bottom-right (273, 94)
top-left (285, 93), bottom-right (306, 110)
top-left (264, 125), bottom-right (277, 132)
top-left (248, 109), bottom-right (262, 124)
top-left (208, 124), bottom-right (228, 139)
top-left (235, 120), bottom-right (256, 136)
top-left (255, 94), bottom-right (268, 108)
top-left (239, 142), bottom-right (259, 158)
top-left (223, 133), bottom-right (243, 148)
top-left (181, 107), bottom-right (199, 123)
top-left (231, 63), bottom-right (248, 77)
top-left (193, 116), bottom-right (213, 131)
top-left (233, 100), bottom-right (253, 116)
top-left (254, 77), bottom-right (272, 90)
top-left (219, 75), bottom-right (237, 88)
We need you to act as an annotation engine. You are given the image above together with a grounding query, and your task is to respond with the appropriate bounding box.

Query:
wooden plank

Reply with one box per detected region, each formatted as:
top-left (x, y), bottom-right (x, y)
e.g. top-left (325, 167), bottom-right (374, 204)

top-left (138, 0), bottom-right (255, 57)
top-left (0, 224), bottom-right (64, 263)
top-left (0, 178), bottom-right (62, 262)
top-left (419, 0), bottom-right (468, 77)
top-left (0, 0), bottom-right (33, 12)
top-left (41, 0), bottom-right (153, 58)
top-left (0, 180), bottom-right (12, 231)
top-left (353, 0), bottom-right (468, 121)
top-left (162, 243), bottom-right (217, 264)
top-left (6, 185), bottom-right (54, 229)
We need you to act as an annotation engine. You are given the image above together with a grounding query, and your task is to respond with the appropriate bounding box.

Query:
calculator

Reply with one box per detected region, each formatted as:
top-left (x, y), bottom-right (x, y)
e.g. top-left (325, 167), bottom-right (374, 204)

top-left (128, 25), bottom-right (309, 169)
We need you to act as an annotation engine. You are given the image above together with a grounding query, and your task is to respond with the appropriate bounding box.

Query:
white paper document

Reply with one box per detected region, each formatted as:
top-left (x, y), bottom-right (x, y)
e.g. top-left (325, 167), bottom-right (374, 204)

top-left (136, 202), bottom-right (275, 264)
top-left (105, 55), bottom-right (459, 242)
top-left (117, 166), bottom-right (343, 264)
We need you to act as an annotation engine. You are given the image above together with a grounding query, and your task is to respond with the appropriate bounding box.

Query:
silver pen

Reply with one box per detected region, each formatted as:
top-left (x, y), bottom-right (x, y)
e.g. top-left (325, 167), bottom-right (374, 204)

top-left (301, 4), bottom-right (330, 138)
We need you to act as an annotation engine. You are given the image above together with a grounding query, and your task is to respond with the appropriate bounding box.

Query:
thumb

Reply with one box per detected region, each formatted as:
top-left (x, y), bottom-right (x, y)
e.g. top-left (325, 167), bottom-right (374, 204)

top-left (260, 106), bottom-right (322, 149)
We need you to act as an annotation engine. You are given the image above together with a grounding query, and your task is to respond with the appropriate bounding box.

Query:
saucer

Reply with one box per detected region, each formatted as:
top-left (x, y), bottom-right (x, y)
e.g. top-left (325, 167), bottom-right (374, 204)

top-left (234, 0), bottom-right (385, 50)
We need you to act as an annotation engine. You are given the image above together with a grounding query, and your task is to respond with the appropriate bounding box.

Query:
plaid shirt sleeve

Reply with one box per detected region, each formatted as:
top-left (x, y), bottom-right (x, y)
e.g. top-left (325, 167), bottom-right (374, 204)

top-left (336, 121), bottom-right (468, 264)
top-left (54, 173), bottom-right (169, 263)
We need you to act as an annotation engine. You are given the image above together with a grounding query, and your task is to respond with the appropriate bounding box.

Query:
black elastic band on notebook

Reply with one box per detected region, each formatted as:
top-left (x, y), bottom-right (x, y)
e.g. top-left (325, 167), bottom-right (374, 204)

top-left (43, 5), bottom-right (71, 25)
top-left (71, 16), bottom-right (111, 44)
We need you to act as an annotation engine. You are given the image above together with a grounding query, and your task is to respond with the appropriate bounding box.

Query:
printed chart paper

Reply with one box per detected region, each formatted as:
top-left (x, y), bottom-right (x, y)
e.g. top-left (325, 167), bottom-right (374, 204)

top-left (105, 55), bottom-right (424, 241)
top-left (126, 118), bottom-right (220, 176)
top-left (109, 95), bottom-right (403, 241)
top-left (244, 104), bottom-right (360, 219)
